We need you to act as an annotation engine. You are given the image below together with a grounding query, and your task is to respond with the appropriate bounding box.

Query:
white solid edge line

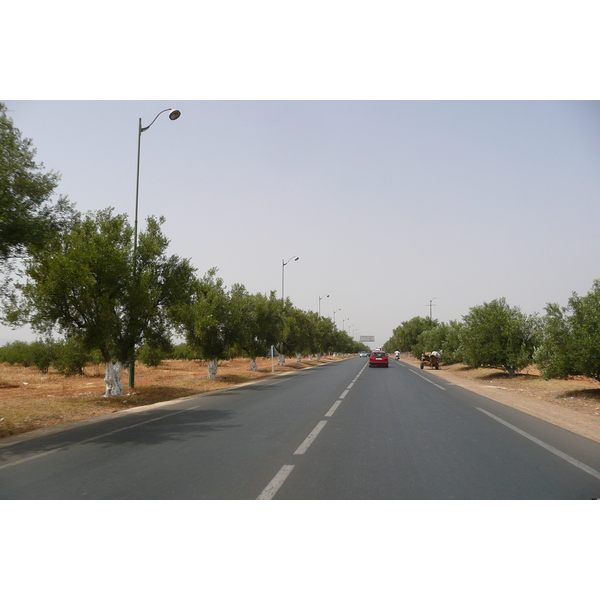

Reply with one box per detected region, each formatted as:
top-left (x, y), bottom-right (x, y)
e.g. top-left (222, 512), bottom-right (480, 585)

top-left (257, 465), bottom-right (294, 500)
top-left (409, 370), bottom-right (446, 390)
top-left (294, 420), bottom-right (327, 455)
top-left (476, 408), bottom-right (600, 482)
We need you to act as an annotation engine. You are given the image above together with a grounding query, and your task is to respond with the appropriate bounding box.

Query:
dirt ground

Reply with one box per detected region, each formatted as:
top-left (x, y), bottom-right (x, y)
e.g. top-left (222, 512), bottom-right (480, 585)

top-left (0, 356), bottom-right (341, 439)
top-left (2, 355), bottom-right (600, 444)
top-left (401, 356), bottom-right (600, 444)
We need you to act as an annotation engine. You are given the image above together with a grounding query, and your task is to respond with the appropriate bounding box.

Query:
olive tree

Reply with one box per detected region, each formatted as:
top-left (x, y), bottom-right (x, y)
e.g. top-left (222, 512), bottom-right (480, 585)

top-left (172, 268), bottom-right (238, 379)
top-left (385, 316), bottom-right (439, 354)
top-left (460, 298), bottom-right (540, 377)
top-left (2, 209), bottom-right (196, 395)
top-left (232, 290), bottom-right (283, 371)
top-left (535, 280), bottom-right (600, 381)
top-left (413, 320), bottom-right (464, 364)
top-left (282, 306), bottom-right (315, 362)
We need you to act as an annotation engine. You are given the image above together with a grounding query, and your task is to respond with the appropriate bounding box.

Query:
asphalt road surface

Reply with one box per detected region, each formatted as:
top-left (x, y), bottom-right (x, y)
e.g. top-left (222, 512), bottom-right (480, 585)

top-left (2, 357), bottom-right (600, 499)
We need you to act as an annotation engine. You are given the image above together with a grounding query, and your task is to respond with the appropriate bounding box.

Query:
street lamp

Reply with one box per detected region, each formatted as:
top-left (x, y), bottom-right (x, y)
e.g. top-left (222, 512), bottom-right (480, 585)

top-left (281, 256), bottom-right (299, 302)
top-left (279, 256), bottom-right (299, 364)
top-left (333, 308), bottom-right (341, 325)
top-left (130, 107), bottom-right (181, 389)
top-left (134, 108), bottom-right (181, 261)
top-left (319, 294), bottom-right (329, 319)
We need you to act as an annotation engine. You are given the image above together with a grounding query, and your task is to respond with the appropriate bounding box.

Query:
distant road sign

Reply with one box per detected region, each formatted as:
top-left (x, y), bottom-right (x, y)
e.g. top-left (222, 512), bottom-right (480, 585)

top-left (360, 336), bottom-right (375, 342)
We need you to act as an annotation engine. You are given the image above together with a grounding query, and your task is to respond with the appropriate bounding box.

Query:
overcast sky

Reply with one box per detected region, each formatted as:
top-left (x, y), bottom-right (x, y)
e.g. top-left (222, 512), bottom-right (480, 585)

top-left (2, 99), bottom-right (599, 347)
top-left (3, 2), bottom-right (600, 348)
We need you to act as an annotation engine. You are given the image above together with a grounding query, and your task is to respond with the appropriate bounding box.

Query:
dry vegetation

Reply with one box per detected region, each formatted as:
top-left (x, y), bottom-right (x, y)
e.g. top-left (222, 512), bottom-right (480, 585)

top-left (0, 356), bottom-right (344, 439)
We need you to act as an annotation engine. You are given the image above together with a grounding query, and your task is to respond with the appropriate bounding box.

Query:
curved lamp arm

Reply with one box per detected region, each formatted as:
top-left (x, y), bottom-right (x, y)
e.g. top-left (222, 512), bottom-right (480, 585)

top-left (141, 108), bottom-right (180, 132)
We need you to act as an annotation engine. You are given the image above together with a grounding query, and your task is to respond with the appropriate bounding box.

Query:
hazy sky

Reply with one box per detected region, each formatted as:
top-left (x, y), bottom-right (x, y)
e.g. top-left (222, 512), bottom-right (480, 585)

top-left (3, 3), bottom-right (599, 347)
top-left (2, 100), bottom-right (599, 347)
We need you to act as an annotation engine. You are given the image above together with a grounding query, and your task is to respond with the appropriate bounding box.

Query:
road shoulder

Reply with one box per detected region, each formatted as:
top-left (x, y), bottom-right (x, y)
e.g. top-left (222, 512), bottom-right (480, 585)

top-left (400, 357), bottom-right (600, 444)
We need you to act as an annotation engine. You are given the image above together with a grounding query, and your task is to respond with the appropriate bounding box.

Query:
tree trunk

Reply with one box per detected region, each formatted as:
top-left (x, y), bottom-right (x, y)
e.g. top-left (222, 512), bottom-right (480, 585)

top-left (249, 357), bottom-right (258, 371)
top-left (278, 354), bottom-right (285, 366)
top-left (207, 358), bottom-right (218, 379)
top-left (296, 353), bottom-right (302, 363)
top-left (104, 361), bottom-right (123, 396)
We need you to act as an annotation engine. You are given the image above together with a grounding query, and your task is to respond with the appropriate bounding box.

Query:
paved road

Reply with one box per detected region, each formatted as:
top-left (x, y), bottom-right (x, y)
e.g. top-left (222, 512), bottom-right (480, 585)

top-left (1, 357), bottom-right (599, 499)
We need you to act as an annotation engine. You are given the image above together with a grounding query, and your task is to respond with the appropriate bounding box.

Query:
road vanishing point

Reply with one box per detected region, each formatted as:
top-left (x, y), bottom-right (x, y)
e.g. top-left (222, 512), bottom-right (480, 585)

top-left (1, 357), bottom-right (599, 499)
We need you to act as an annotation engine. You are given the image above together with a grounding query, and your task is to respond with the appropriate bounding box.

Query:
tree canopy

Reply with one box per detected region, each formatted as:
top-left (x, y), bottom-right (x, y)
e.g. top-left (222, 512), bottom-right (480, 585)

top-left (3, 208), bottom-right (196, 393)
top-left (535, 280), bottom-right (600, 381)
top-left (0, 102), bottom-right (74, 269)
top-left (233, 290), bottom-right (284, 369)
top-left (459, 298), bottom-right (540, 377)
top-left (384, 316), bottom-right (438, 354)
top-left (171, 268), bottom-right (238, 378)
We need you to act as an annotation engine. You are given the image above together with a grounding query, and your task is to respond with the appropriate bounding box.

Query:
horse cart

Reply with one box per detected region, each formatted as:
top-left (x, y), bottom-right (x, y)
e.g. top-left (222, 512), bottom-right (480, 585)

top-left (420, 351), bottom-right (441, 370)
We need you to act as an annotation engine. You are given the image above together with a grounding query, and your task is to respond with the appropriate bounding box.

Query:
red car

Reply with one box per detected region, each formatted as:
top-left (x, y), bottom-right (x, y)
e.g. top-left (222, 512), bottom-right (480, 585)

top-left (369, 350), bottom-right (389, 368)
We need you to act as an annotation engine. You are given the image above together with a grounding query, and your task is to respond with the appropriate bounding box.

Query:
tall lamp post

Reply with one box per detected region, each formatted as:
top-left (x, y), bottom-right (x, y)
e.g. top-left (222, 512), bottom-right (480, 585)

top-left (318, 294), bottom-right (329, 319)
top-left (279, 256), bottom-right (298, 365)
top-left (129, 107), bottom-right (181, 389)
top-left (333, 308), bottom-right (341, 325)
top-left (281, 256), bottom-right (299, 302)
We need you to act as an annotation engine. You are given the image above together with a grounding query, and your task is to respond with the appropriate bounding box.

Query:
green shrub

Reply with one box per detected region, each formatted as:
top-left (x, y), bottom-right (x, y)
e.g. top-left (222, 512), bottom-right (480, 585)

top-left (30, 340), bottom-right (57, 374)
top-left (0, 341), bottom-right (33, 366)
top-left (52, 339), bottom-right (91, 376)
top-left (138, 344), bottom-right (167, 368)
top-left (171, 343), bottom-right (193, 360)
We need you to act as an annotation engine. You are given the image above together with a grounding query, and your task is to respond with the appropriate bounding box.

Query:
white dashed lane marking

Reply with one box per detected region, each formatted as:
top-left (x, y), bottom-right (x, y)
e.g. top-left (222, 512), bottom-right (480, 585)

top-left (257, 361), bottom-right (368, 499)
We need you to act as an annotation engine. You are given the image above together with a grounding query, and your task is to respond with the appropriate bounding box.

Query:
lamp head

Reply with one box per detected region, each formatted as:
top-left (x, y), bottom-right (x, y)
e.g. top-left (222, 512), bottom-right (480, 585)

top-left (169, 109), bottom-right (181, 121)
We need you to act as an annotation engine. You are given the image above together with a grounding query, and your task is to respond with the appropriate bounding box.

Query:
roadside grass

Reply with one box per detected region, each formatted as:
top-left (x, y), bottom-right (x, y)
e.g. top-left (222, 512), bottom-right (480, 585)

top-left (0, 355), bottom-right (347, 439)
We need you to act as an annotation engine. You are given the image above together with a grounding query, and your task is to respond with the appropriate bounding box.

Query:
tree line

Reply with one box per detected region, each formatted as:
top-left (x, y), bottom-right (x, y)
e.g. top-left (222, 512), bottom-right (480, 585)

top-left (383, 283), bottom-right (600, 381)
top-left (1, 207), bottom-right (367, 393)
top-left (0, 103), bottom-right (368, 395)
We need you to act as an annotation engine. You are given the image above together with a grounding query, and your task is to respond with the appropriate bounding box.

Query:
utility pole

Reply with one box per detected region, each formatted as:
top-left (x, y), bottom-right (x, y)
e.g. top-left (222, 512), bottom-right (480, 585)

top-left (428, 298), bottom-right (437, 321)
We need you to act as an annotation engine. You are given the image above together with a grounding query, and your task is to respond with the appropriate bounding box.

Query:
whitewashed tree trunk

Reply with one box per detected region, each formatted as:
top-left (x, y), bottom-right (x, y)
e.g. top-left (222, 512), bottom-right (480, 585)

top-left (104, 361), bottom-right (123, 396)
top-left (249, 357), bottom-right (258, 371)
top-left (207, 358), bottom-right (218, 379)
top-left (296, 353), bottom-right (302, 363)
top-left (278, 354), bottom-right (285, 366)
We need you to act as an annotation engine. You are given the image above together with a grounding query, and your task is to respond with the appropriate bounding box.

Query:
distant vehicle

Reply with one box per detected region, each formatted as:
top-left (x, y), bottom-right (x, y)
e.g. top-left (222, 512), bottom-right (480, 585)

top-left (369, 350), bottom-right (389, 368)
top-left (359, 351), bottom-right (369, 357)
